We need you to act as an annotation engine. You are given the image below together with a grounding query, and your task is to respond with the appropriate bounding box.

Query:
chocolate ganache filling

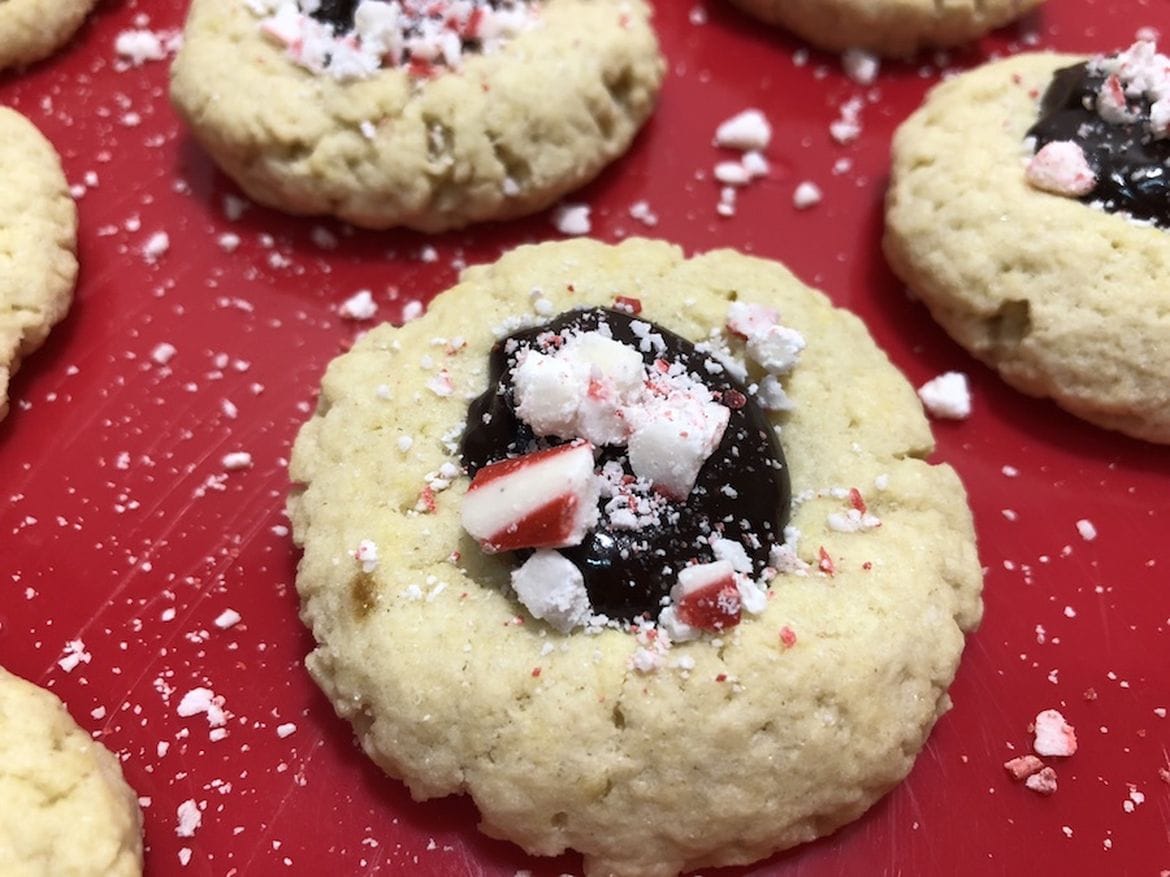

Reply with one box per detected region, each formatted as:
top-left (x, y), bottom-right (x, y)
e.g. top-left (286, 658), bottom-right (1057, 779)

top-left (1028, 61), bottom-right (1170, 227)
top-left (311, 0), bottom-right (361, 31)
top-left (460, 307), bottom-right (791, 622)
top-left (311, 0), bottom-right (514, 39)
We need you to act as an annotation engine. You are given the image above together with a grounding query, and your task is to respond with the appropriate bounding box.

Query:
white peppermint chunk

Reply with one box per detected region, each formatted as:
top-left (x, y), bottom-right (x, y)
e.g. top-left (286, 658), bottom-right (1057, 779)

top-left (510, 550), bottom-right (592, 632)
top-left (917, 371), bottom-right (972, 420)
top-left (626, 397), bottom-right (729, 500)
top-left (711, 538), bottom-right (752, 573)
top-left (1026, 141), bottom-right (1096, 196)
top-left (513, 351), bottom-right (585, 439)
top-left (715, 109), bottom-right (772, 151)
top-left (746, 325), bottom-right (806, 375)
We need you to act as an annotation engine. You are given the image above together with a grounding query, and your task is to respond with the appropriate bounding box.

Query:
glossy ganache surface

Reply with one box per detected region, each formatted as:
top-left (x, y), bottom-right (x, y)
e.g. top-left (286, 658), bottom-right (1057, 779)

top-left (461, 307), bottom-right (791, 620)
top-left (1029, 61), bottom-right (1170, 227)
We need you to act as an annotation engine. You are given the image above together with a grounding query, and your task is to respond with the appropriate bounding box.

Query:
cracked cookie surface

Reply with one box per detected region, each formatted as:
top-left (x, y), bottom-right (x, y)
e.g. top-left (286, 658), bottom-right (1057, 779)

top-left (0, 0), bottom-right (96, 70)
top-left (287, 238), bottom-right (983, 876)
top-left (0, 107), bottom-right (77, 422)
top-left (0, 667), bottom-right (143, 877)
top-left (727, 0), bottom-right (1044, 56)
top-left (170, 0), bottom-right (664, 232)
top-left (884, 53), bottom-right (1170, 443)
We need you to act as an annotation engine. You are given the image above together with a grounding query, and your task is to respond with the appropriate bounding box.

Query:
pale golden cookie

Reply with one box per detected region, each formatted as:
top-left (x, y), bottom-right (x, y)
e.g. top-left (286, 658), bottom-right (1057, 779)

top-left (288, 238), bottom-right (983, 876)
top-left (884, 53), bottom-right (1170, 444)
top-left (0, 107), bottom-right (78, 422)
top-left (0, 0), bottom-right (97, 70)
top-left (0, 667), bottom-right (143, 877)
top-left (728, 0), bottom-right (1044, 57)
top-left (170, 0), bottom-right (664, 232)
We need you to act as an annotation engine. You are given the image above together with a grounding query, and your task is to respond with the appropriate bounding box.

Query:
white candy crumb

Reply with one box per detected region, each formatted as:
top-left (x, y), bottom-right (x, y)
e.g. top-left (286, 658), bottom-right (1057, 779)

top-left (917, 372), bottom-right (971, 420)
top-left (213, 609), bottom-right (241, 630)
top-left (57, 639), bottom-right (92, 673)
top-left (402, 300), bottom-right (424, 322)
top-left (842, 48), bottom-right (880, 84)
top-left (355, 539), bottom-right (379, 574)
top-left (551, 203), bottom-right (591, 236)
top-left (715, 109), bottom-right (771, 151)
top-left (221, 452), bottom-right (253, 471)
top-left (1034, 708), bottom-right (1077, 757)
top-left (1026, 141), bottom-right (1097, 196)
top-left (151, 342), bottom-right (177, 365)
top-left (176, 687), bottom-right (227, 727)
top-left (142, 231), bottom-right (170, 263)
top-left (510, 550), bottom-right (592, 633)
top-left (115, 30), bottom-right (167, 65)
top-left (792, 181), bottom-right (823, 209)
top-left (217, 232), bottom-right (241, 252)
top-left (176, 799), bottom-right (202, 838)
top-left (1076, 519), bottom-right (1097, 542)
top-left (339, 290), bottom-right (378, 321)
top-left (276, 723), bottom-right (297, 738)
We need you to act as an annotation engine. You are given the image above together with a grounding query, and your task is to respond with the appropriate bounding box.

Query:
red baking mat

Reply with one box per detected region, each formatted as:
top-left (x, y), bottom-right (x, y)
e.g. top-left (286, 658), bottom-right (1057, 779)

top-left (2, 1), bottom-right (1167, 874)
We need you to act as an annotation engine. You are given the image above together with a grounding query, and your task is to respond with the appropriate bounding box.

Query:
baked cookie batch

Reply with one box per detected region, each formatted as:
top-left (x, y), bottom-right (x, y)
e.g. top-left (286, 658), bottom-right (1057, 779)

top-left (2, 0), bottom-right (1167, 874)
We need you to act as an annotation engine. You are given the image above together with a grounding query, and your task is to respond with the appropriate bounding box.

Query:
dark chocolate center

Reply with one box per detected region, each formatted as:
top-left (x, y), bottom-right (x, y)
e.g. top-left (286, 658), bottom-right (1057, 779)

top-left (1028, 61), bottom-right (1170, 228)
top-left (311, 0), bottom-right (361, 32)
top-left (460, 308), bottom-right (791, 622)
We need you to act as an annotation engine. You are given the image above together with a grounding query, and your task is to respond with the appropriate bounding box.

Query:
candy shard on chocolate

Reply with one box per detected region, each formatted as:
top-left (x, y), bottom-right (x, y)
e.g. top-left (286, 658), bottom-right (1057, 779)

top-left (461, 307), bottom-right (791, 621)
top-left (1028, 41), bottom-right (1170, 227)
top-left (510, 549), bottom-right (593, 632)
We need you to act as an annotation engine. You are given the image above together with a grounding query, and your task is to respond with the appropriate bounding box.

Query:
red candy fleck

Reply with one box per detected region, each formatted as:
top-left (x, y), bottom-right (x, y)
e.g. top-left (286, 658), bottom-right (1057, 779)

top-left (531, 667), bottom-right (542, 678)
top-left (613, 295), bottom-right (642, 315)
top-left (714, 673), bottom-right (727, 683)
top-left (723, 389), bottom-right (746, 410)
top-left (417, 485), bottom-right (437, 513)
top-left (676, 579), bottom-right (742, 631)
top-left (818, 546), bottom-right (835, 575)
top-left (779, 626), bottom-right (797, 648)
top-left (849, 487), bottom-right (867, 513)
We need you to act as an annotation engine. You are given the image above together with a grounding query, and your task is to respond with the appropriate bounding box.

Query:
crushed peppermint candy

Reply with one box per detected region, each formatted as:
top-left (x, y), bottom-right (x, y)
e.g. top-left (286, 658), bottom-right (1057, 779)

top-left (355, 539), bottom-right (380, 573)
top-left (550, 203), bottom-right (591, 236)
top-left (509, 549), bottom-right (594, 632)
top-left (917, 371), bottom-right (971, 420)
top-left (1026, 141), bottom-right (1097, 196)
top-left (176, 687), bottom-right (227, 727)
top-left (339, 289), bottom-right (378, 320)
top-left (249, 0), bottom-right (538, 82)
top-left (715, 109), bottom-right (772, 150)
top-left (1033, 708), bottom-right (1077, 757)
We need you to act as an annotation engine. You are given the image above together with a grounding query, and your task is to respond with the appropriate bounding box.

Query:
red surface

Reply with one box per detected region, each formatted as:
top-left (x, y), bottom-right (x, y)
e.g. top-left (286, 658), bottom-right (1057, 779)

top-left (2, 2), bottom-right (1168, 874)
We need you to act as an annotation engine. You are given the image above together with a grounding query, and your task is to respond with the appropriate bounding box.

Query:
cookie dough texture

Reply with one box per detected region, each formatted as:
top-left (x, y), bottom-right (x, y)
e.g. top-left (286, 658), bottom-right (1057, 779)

top-left (170, 0), bottom-right (664, 232)
top-left (885, 53), bottom-right (1170, 444)
top-left (289, 239), bottom-right (982, 875)
top-left (0, 0), bottom-right (96, 70)
top-left (0, 108), bottom-right (78, 422)
top-left (728, 0), bottom-right (1043, 56)
top-left (0, 667), bottom-right (143, 877)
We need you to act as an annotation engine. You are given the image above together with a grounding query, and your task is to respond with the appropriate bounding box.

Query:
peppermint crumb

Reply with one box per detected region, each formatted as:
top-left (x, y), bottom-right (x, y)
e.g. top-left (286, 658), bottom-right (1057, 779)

top-left (715, 108), bottom-right (772, 151)
top-left (217, 232), bottom-right (241, 252)
top-left (396, 436), bottom-right (413, 452)
top-left (151, 342), bottom-right (177, 365)
top-left (222, 452), bottom-right (253, 470)
top-left (178, 848), bottom-right (192, 866)
top-left (57, 639), bottom-right (91, 673)
top-left (214, 609), bottom-right (241, 630)
top-left (1002, 465), bottom-right (1019, 477)
top-left (628, 200), bottom-right (658, 226)
top-left (402, 301), bottom-right (424, 322)
top-left (276, 723), bottom-right (297, 738)
top-left (176, 799), bottom-right (202, 838)
top-left (142, 231), bottom-right (170, 263)
top-left (842, 47), bottom-right (880, 84)
top-left (115, 30), bottom-right (167, 65)
top-left (1076, 519), bottom-right (1097, 541)
top-left (551, 203), bottom-right (591, 236)
top-left (792, 181), bottom-right (822, 209)
top-left (917, 372), bottom-right (971, 419)
top-left (339, 289), bottom-right (377, 321)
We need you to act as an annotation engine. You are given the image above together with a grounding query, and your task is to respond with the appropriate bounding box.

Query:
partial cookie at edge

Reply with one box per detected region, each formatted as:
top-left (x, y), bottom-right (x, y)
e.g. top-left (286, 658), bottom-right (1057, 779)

top-left (0, 107), bottom-right (78, 421)
top-left (727, 0), bottom-right (1045, 57)
top-left (170, 0), bottom-right (664, 232)
top-left (0, 666), bottom-right (143, 877)
top-left (884, 53), bottom-right (1170, 443)
top-left (0, 0), bottom-right (97, 71)
top-left (287, 238), bottom-right (983, 876)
